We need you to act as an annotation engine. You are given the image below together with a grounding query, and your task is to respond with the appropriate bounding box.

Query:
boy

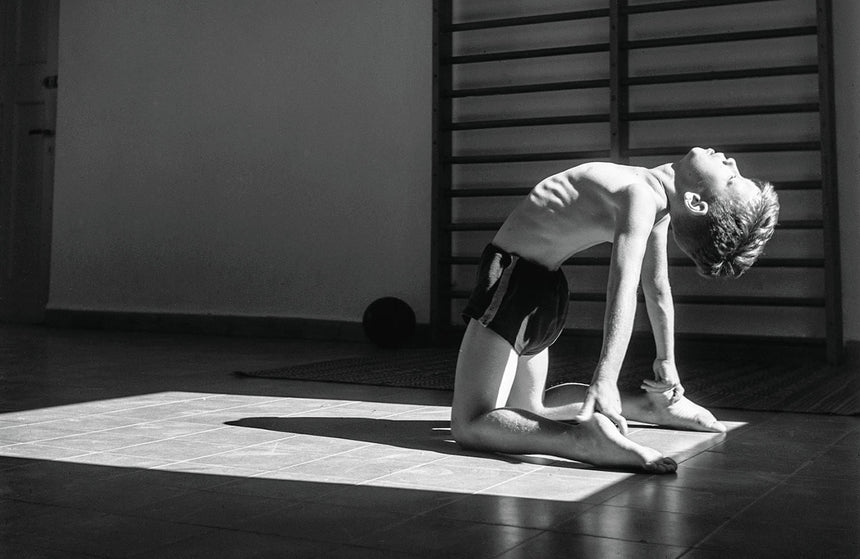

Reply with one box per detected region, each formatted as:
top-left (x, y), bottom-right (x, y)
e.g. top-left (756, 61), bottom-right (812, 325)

top-left (451, 147), bottom-right (780, 473)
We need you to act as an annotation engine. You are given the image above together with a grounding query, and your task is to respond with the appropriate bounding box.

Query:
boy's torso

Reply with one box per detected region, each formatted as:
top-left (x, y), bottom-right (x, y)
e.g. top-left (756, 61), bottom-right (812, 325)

top-left (493, 162), bottom-right (665, 270)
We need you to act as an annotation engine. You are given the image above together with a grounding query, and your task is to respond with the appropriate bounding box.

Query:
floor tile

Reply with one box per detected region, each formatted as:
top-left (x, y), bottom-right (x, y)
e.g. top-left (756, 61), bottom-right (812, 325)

top-left (353, 514), bottom-right (542, 559)
top-left (368, 461), bottom-right (526, 493)
top-left (209, 476), bottom-right (346, 503)
top-left (680, 448), bottom-right (809, 476)
top-left (315, 484), bottom-right (460, 516)
top-left (107, 437), bottom-right (237, 461)
top-left (554, 504), bottom-right (725, 548)
top-left (476, 467), bottom-right (638, 503)
top-left (318, 544), bottom-right (422, 558)
top-left (694, 517), bottom-right (858, 558)
top-left (184, 440), bottom-right (346, 471)
top-left (2, 500), bottom-right (212, 558)
top-left (791, 443), bottom-right (860, 480)
top-left (496, 530), bottom-right (687, 559)
top-left (736, 477), bottom-right (860, 531)
top-left (29, 429), bottom-right (164, 453)
top-left (638, 465), bottom-right (784, 497)
top-left (273, 449), bottom-right (433, 484)
top-left (601, 482), bottom-right (759, 519)
top-left (44, 474), bottom-right (198, 514)
top-left (429, 492), bottom-right (593, 530)
top-left (0, 442), bottom-right (92, 460)
top-left (131, 528), bottom-right (339, 559)
top-left (233, 500), bottom-right (407, 545)
top-left (108, 419), bottom-right (227, 440)
top-left (129, 488), bottom-right (291, 529)
top-left (626, 427), bottom-right (730, 463)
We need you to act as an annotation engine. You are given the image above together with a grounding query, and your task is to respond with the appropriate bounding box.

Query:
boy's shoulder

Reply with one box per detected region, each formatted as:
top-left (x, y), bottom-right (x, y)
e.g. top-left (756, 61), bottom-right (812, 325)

top-left (614, 180), bottom-right (668, 236)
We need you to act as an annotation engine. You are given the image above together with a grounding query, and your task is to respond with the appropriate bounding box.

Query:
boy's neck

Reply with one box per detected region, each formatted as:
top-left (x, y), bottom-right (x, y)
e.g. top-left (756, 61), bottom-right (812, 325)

top-left (648, 163), bottom-right (677, 209)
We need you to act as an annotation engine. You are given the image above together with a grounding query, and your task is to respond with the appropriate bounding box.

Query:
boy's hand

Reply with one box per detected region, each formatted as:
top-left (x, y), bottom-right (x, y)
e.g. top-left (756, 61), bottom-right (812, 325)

top-left (641, 359), bottom-right (684, 403)
top-left (576, 378), bottom-right (628, 435)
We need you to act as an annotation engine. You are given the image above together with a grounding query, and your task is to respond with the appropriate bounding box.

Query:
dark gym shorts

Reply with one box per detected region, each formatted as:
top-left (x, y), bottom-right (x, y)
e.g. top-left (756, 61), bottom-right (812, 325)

top-left (462, 244), bottom-right (569, 356)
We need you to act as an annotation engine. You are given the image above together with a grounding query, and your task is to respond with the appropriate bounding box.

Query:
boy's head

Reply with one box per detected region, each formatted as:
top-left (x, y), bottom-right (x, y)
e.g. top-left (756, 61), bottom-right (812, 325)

top-left (670, 147), bottom-right (780, 278)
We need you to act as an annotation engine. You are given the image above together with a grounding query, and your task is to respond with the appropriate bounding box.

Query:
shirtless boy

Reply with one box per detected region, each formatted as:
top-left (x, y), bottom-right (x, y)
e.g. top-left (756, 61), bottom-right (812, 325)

top-left (451, 147), bottom-right (780, 473)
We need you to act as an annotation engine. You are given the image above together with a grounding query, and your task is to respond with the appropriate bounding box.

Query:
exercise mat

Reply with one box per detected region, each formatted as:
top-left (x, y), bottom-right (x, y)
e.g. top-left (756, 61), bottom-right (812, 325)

top-left (236, 345), bottom-right (858, 415)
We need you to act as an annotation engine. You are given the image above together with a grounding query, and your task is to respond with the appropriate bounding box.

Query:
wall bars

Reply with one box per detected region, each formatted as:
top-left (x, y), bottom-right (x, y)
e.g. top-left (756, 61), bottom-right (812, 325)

top-left (432, 0), bottom-right (841, 362)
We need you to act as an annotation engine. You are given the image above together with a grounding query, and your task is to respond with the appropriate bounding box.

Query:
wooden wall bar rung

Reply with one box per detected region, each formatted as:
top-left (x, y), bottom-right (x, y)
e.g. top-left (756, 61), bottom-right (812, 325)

top-left (626, 26), bottom-right (817, 50)
top-left (444, 0), bottom-right (781, 32)
top-left (627, 103), bottom-right (819, 121)
top-left (446, 8), bottom-right (609, 32)
top-left (445, 256), bottom-right (825, 269)
top-left (449, 113), bottom-right (609, 131)
top-left (625, 65), bottom-right (818, 86)
top-left (449, 188), bottom-right (531, 197)
top-left (447, 143), bottom-right (817, 165)
top-left (448, 43), bottom-right (608, 65)
top-left (445, 220), bottom-right (821, 232)
top-left (446, 183), bottom-right (826, 197)
top-left (447, 150), bottom-right (611, 164)
top-left (447, 290), bottom-right (825, 308)
top-left (624, 0), bottom-right (781, 14)
top-left (627, 142), bottom-right (820, 157)
top-left (777, 180), bottom-right (822, 190)
top-left (448, 79), bottom-right (611, 98)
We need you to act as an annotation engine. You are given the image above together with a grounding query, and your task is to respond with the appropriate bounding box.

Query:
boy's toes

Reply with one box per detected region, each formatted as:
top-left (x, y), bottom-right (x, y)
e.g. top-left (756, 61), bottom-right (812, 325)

top-left (694, 413), bottom-right (727, 433)
top-left (709, 420), bottom-right (727, 433)
top-left (644, 457), bottom-right (678, 474)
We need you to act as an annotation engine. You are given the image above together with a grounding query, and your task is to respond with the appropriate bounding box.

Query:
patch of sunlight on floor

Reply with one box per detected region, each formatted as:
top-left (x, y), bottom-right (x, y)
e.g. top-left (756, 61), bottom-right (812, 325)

top-left (0, 392), bottom-right (745, 502)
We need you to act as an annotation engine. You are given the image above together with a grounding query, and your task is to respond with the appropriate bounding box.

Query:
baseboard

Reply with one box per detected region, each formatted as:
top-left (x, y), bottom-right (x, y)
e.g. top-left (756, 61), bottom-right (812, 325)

top-left (43, 308), bottom-right (431, 346)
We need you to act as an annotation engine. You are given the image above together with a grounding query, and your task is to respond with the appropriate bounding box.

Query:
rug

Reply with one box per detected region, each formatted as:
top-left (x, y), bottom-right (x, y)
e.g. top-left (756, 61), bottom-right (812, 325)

top-left (236, 345), bottom-right (859, 415)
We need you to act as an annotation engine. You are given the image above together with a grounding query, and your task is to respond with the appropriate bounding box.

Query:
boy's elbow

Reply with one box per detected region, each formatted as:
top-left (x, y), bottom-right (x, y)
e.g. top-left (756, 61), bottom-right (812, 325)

top-left (642, 281), bottom-right (672, 305)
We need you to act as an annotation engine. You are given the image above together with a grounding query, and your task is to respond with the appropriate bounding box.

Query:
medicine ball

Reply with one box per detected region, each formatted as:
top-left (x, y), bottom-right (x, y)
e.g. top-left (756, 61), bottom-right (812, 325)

top-left (362, 297), bottom-right (416, 348)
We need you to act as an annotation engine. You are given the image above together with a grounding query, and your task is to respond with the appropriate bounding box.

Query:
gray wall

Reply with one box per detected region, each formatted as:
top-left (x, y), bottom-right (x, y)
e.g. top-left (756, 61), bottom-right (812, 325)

top-left (51, 0), bottom-right (432, 322)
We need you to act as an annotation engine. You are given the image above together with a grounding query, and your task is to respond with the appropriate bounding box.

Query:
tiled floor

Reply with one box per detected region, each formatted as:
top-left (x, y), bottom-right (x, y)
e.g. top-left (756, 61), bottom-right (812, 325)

top-left (0, 325), bottom-right (857, 558)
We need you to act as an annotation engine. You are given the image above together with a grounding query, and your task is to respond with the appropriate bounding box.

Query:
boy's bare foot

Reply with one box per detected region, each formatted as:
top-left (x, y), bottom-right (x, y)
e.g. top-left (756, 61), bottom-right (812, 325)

top-left (574, 413), bottom-right (677, 474)
top-left (624, 390), bottom-right (727, 433)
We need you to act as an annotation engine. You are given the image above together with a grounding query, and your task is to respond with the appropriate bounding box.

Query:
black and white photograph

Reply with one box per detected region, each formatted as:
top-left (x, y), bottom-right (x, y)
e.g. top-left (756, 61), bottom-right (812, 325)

top-left (1, 1), bottom-right (857, 557)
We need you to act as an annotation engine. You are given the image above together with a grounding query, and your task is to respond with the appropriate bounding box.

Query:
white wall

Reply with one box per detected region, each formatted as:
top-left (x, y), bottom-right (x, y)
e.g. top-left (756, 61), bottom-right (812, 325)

top-left (833, 0), bottom-right (860, 343)
top-left (50, 0), bottom-right (432, 322)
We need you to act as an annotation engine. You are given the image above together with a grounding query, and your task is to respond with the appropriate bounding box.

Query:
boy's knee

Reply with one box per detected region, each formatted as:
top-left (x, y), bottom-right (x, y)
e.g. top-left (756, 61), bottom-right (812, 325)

top-left (450, 412), bottom-right (482, 449)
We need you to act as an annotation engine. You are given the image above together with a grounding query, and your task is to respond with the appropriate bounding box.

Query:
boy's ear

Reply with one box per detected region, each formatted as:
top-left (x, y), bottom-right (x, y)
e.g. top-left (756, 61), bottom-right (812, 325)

top-left (683, 192), bottom-right (709, 216)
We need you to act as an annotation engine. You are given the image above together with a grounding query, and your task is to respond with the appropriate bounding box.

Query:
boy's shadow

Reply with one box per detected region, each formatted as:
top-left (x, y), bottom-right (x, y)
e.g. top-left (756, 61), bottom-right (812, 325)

top-left (226, 417), bottom-right (568, 468)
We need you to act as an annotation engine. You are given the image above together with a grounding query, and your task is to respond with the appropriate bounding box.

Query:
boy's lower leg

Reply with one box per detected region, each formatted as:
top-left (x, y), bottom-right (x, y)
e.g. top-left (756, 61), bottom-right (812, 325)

top-left (452, 322), bottom-right (677, 473)
top-left (454, 407), bottom-right (677, 473)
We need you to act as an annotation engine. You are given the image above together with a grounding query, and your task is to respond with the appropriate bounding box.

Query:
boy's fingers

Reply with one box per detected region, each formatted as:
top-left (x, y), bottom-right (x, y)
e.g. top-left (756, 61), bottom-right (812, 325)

top-left (575, 395), bottom-right (595, 422)
top-left (641, 379), bottom-right (682, 398)
top-left (641, 379), bottom-right (671, 392)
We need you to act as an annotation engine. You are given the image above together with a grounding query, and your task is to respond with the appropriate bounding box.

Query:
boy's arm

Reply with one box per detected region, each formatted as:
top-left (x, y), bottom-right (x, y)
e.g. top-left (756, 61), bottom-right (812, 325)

top-left (575, 188), bottom-right (654, 434)
top-left (640, 215), bottom-right (684, 402)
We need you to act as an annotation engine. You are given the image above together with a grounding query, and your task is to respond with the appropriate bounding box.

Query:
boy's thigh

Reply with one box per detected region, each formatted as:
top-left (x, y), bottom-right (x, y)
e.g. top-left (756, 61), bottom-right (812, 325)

top-left (452, 320), bottom-right (519, 420)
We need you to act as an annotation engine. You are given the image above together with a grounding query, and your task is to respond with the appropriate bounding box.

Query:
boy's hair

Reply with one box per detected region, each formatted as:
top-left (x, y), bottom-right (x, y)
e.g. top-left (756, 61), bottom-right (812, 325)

top-left (673, 179), bottom-right (780, 278)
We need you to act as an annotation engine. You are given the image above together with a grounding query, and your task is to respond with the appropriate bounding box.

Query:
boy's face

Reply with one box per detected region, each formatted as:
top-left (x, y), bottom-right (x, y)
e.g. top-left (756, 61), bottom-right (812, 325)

top-left (677, 147), bottom-right (759, 204)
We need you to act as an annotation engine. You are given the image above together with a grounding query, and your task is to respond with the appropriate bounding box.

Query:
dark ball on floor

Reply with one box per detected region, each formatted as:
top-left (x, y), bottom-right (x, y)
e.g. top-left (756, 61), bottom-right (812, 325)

top-left (362, 297), bottom-right (416, 348)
